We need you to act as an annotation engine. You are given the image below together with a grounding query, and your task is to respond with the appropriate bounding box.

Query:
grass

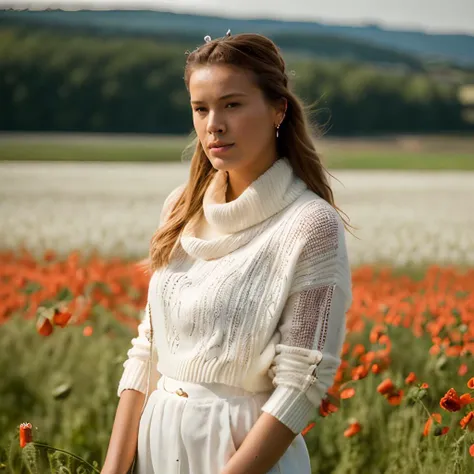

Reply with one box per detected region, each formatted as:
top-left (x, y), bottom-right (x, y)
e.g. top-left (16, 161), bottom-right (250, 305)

top-left (1, 250), bottom-right (473, 473)
top-left (1, 134), bottom-right (473, 170)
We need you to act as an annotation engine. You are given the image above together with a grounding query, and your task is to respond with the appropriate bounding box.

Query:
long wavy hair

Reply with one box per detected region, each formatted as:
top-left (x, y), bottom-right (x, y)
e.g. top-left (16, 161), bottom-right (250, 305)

top-left (149, 33), bottom-right (351, 273)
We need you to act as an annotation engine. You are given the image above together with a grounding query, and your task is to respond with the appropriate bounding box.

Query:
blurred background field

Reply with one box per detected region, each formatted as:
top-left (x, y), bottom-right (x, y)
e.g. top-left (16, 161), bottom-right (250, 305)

top-left (1, 3), bottom-right (474, 474)
top-left (1, 133), bottom-right (474, 170)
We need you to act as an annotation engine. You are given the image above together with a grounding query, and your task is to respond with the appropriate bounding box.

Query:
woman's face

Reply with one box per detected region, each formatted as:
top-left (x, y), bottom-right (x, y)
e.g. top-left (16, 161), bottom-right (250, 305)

top-left (189, 64), bottom-right (284, 174)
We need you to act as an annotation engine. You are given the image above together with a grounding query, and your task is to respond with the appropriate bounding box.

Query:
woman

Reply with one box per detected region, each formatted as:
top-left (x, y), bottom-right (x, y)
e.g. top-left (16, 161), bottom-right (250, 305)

top-left (102, 31), bottom-right (352, 474)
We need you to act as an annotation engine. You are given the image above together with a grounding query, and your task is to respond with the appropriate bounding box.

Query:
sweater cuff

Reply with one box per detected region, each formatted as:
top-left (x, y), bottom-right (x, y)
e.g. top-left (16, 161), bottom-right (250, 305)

top-left (117, 358), bottom-right (148, 397)
top-left (261, 385), bottom-right (315, 434)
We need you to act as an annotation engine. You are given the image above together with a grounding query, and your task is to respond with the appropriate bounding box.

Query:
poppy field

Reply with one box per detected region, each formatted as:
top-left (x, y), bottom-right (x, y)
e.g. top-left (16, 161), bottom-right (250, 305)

top-left (1, 248), bottom-right (473, 473)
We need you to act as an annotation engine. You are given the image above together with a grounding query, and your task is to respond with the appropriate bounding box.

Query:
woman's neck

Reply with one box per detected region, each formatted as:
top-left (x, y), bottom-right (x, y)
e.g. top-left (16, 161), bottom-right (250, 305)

top-left (225, 156), bottom-right (280, 202)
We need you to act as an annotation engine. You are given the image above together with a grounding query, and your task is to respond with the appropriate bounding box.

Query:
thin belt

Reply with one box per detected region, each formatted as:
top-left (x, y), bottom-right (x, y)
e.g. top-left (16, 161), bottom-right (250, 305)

top-left (158, 375), bottom-right (272, 401)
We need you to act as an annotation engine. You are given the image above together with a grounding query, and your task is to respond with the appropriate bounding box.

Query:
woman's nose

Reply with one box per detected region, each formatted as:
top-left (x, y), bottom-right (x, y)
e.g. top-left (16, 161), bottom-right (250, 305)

top-left (207, 112), bottom-right (226, 134)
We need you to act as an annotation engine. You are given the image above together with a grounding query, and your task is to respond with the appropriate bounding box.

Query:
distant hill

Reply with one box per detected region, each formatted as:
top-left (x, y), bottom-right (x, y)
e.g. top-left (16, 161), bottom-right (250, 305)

top-left (1, 9), bottom-right (474, 67)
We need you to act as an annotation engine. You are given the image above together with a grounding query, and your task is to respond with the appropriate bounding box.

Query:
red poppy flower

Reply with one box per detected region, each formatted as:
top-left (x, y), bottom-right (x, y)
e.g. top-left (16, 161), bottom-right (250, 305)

top-left (470, 444), bottom-right (474, 457)
top-left (387, 389), bottom-right (403, 406)
top-left (352, 365), bottom-right (369, 380)
top-left (351, 344), bottom-right (366, 358)
top-left (369, 325), bottom-right (386, 344)
top-left (319, 397), bottom-right (338, 417)
top-left (423, 413), bottom-right (441, 437)
top-left (460, 393), bottom-right (474, 407)
top-left (460, 411), bottom-right (474, 431)
top-left (440, 388), bottom-right (462, 412)
top-left (377, 379), bottom-right (395, 396)
top-left (340, 388), bottom-right (356, 399)
top-left (19, 422), bottom-right (32, 448)
top-left (344, 421), bottom-right (362, 438)
top-left (36, 317), bottom-right (53, 336)
top-left (301, 422), bottom-right (315, 436)
top-left (405, 372), bottom-right (416, 384)
top-left (468, 378), bottom-right (474, 390)
top-left (429, 345), bottom-right (441, 356)
top-left (458, 364), bottom-right (468, 377)
top-left (53, 309), bottom-right (72, 328)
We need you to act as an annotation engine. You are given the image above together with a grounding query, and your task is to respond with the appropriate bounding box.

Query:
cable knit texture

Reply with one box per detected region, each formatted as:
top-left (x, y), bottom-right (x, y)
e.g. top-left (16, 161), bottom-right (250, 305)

top-left (117, 157), bottom-right (352, 434)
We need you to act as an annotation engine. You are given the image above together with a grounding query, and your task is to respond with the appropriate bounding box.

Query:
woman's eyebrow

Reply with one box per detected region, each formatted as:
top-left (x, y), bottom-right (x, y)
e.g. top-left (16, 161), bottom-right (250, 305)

top-left (191, 92), bottom-right (247, 105)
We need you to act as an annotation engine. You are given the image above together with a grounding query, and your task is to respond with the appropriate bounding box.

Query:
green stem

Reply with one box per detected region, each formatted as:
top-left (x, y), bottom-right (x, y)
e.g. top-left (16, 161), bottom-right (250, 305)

top-left (417, 399), bottom-right (433, 420)
top-left (452, 431), bottom-right (468, 447)
top-left (31, 443), bottom-right (100, 473)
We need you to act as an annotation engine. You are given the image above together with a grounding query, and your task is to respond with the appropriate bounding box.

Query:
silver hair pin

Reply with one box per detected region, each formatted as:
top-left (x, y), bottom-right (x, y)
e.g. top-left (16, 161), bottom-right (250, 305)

top-left (204, 35), bottom-right (212, 43)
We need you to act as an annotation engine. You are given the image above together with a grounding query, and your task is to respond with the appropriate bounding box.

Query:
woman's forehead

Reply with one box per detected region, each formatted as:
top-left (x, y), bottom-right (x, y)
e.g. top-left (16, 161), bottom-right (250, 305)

top-left (189, 65), bottom-right (258, 100)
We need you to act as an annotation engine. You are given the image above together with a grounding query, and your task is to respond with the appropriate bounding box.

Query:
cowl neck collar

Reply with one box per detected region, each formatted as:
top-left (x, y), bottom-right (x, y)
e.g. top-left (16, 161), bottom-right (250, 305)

top-left (180, 157), bottom-right (307, 260)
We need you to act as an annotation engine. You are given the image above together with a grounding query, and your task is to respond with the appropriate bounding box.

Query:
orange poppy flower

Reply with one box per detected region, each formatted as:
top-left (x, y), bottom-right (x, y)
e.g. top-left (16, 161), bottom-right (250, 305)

top-left (351, 344), bottom-right (366, 358)
top-left (460, 393), bottom-right (474, 407)
top-left (83, 325), bottom-right (94, 337)
top-left (52, 309), bottom-right (72, 328)
top-left (458, 364), bottom-right (468, 377)
top-left (301, 422), bottom-right (315, 436)
top-left (371, 364), bottom-right (381, 374)
top-left (440, 388), bottom-right (461, 412)
top-left (405, 372), bottom-right (416, 384)
top-left (460, 411), bottom-right (474, 431)
top-left (340, 388), bottom-right (356, 399)
top-left (19, 422), bottom-right (33, 448)
top-left (352, 365), bottom-right (369, 381)
top-left (420, 383), bottom-right (429, 390)
top-left (470, 444), bottom-right (474, 457)
top-left (377, 379), bottom-right (395, 396)
top-left (423, 413), bottom-right (441, 437)
top-left (468, 378), bottom-right (474, 390)
top-left (319, 397), bottom-right (338, 417)
top-left (429, 345), bottom-right (441, 356)
top-left (344, 421), bottom-right (362, 438)
top-left (36, 317), bottom-right (53, 337)
top-left (387, 389), bottom-right (403, 406)
top-left (369, 325), bottom-right (386, 344)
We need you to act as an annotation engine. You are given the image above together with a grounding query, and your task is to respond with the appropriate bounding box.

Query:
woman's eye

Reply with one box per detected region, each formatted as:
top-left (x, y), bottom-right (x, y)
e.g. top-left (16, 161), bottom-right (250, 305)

top-left (194, 107), bottom-right (207, 113)
top-left (226, 102), bottom-right (240, 108)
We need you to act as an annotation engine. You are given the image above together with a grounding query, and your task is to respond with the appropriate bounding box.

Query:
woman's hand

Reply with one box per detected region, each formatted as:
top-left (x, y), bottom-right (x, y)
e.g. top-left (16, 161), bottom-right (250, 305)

top-left (221, 412), bottom-right (296, 474)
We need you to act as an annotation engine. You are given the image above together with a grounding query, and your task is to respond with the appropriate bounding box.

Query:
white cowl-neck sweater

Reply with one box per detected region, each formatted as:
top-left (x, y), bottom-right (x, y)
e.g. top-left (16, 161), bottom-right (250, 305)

top-left (118, 157), bottom-right (352, 434)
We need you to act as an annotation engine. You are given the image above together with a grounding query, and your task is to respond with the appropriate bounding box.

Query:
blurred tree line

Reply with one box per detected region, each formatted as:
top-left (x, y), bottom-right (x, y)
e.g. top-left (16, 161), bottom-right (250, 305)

top-left (0, 27), bottom-right (470, 135)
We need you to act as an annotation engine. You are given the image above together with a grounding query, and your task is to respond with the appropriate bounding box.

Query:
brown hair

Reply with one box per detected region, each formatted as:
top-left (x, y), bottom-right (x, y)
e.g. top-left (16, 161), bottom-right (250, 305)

top-left (149, 33), bottom-right (351, 273)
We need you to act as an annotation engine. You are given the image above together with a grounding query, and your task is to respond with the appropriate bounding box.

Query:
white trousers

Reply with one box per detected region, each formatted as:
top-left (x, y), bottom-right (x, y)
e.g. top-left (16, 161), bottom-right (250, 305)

top-left (136, 375), bottom-right (312, 474)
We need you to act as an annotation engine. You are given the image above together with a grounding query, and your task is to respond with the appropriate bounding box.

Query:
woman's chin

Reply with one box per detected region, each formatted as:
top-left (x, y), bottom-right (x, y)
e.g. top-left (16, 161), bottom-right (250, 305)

top-left (208, 155), bottom-right (238, 171)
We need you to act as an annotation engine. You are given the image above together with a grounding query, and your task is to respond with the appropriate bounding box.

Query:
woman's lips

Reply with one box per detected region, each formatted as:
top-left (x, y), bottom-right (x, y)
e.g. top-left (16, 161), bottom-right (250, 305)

top-left (210, 144), bottom-right (235, 155)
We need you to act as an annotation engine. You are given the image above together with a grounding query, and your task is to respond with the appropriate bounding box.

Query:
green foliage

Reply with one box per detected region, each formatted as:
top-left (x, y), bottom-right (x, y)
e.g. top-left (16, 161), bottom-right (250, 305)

top-left (0, 27), bottom-right (470, 135)
top-left (1, 300), bottom-right (473, 473)
top-left (0, 312), bottom-right (134, 472)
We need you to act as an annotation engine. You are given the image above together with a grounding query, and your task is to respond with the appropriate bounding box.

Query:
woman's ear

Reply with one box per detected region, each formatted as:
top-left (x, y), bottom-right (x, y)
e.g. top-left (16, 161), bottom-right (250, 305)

top-left (276, 98), bottom-right (288, 126)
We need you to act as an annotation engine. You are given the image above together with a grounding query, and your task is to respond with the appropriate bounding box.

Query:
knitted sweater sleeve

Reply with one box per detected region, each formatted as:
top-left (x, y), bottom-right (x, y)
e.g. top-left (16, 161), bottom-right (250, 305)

top-left (261, 203), bottom-right (352, 434)
top-left (116, 184), bottom-right (186, 397)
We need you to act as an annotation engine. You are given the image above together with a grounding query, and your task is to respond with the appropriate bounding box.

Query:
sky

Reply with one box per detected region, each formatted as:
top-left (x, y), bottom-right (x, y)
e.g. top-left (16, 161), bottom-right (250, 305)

top-left (4, 0), bottom-right (474, 35)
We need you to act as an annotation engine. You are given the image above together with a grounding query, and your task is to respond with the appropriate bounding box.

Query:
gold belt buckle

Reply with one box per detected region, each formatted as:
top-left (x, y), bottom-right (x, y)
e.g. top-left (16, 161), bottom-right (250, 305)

top-left (175, 388), bottom-right (188, 398)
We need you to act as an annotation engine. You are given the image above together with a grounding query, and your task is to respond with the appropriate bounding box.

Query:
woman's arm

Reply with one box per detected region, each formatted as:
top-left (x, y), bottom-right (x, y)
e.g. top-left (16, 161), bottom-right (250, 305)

top-left (101, 301), bottom-right (155, 473)
top-left (221, 412), bottom-right (296, 474)
top-left (223, 205), bottom-right (352, 474)
top-left (101, 389), bottom-right (145, 474)
top-left (102, 184), bottom-right (186, 472)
